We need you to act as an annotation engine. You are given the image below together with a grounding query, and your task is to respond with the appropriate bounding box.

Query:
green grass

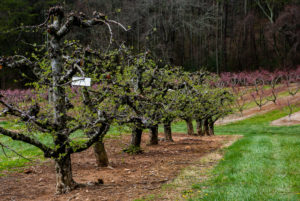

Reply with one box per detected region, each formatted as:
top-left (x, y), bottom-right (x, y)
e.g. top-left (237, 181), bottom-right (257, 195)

top-left (0, 121), bottom-right (51, 171)
top-left (0, 121), bottom-right (131, 172)
top-left (189, 107), bottom-right (300, 201)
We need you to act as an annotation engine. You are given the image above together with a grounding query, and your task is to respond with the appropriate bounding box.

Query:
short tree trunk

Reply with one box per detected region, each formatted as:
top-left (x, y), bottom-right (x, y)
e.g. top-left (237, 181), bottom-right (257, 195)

top-left (185, 118), bottom-right (194, 135)
top-left (131, 126), bottom-right (143, 147)
top-left (93, 141), bottom-right (109, 167)
top-left (55, 155), bottom-right (77, 194)
top-left (164, 121), bottom-right (173, 142)
top-left (203, 118), bottom-right (210, 136)
top-left (208, 120), bottom-right (215, 136)
top-left (196, 119), bottom-right (204, 136)
top-left (149, 125), bottom-right (159, 145)
top-left (122, 126), bottom-right (144, 154)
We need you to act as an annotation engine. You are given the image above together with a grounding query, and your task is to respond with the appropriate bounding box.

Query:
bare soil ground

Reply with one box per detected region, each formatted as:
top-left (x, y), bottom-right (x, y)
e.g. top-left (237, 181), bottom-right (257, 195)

top-left (0, 133), bottom-right (237, 201)
top-left (270, 110), bottom-right (300, 126)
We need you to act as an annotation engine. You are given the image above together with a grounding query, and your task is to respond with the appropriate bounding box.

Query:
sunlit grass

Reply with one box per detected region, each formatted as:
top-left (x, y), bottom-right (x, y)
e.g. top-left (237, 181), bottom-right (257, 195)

top-left (188, 107), bottom-right (300, 201)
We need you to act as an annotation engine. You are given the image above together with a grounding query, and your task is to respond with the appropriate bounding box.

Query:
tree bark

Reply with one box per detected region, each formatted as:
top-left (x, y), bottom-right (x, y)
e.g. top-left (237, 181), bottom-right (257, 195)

top-left (185, 118), bottom-right (194, 135)
top-left (203, 118), bottom-right (209, 136)
top-left (222, 0), bottom-right (229, 72)
top-left (50, 11), bottom-right (76, 194)
top-left (149, 125), bottom-right (159, 145)
top-left (130, 126), bottom-right (143, 147)
top-left (55, 155), bottom-right (77, 194)
top-left (208, 119), bottom-right (215, 136)
top-left (164, 121), bottom-right (173, 142)
top-left (93, 141), bottom-right (109, 167)
top-left (215, 0), bottom-right (220, 74)
top-left (196, 119), bottom-right (204, 136)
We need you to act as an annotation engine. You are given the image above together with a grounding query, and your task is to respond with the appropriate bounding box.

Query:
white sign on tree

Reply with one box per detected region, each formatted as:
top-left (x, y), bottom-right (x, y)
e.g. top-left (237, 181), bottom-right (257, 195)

top-left (72, 77), bottom-right (91, 86)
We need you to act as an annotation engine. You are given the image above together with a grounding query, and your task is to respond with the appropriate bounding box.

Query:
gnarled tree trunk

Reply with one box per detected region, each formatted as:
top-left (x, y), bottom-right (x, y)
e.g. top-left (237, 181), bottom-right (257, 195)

top-left (149, 125), bottom-right (159, 145)
top-left (203, 118), bottom-right (210, 136)
top-left (50, 10), bottom-right (76, 195)
top-left (208, 118), bottom-right (215, 136)
top-left (93, 141), bottom-right (109, 167)
top-left (131, 126), bottom-right (143, 147)
top-left (185, 117), bottom-right (194, 135)
top-left (196, 119), bottom-right (204, 136)
top-left (164, 121), bottom-right (173, 142)
top-left (55, 154), bottom-right (77, 194)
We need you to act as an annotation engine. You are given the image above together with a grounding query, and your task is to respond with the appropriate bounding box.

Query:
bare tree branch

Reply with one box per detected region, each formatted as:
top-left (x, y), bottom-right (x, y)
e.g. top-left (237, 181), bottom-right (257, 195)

top-left (0, 127), bottom-right (53, 157)
top-left (67, 123), bottom-right (110, 155)
top-left (0, 142), bottom-right (33, 161)
top-left (0, 99), bottom-right (53, 132)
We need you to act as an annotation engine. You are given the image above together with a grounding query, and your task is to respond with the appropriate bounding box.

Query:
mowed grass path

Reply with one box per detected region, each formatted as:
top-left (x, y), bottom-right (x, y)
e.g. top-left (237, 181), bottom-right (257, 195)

top-left (188, 108), bottom-right (300, 201)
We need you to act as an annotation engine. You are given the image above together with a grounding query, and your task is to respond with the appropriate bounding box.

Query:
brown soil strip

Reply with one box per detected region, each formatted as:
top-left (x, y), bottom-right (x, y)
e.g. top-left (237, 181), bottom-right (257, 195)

top-left (0, 133), bottom-right (237, 201)
top-left (270, 111), bottom-right (300, 126)
top-left (152, 135), bottom-right (242, 201)
top-left (217, 93), bottom-right (300, 125)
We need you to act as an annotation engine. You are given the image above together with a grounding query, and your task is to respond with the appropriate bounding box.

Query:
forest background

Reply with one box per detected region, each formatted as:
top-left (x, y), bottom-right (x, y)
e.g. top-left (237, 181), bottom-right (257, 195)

top-left (0, 0), bottom-right (299, 89)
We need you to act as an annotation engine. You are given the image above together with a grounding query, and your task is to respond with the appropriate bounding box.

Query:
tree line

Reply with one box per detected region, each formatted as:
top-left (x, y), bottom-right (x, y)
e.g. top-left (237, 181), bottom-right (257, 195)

top-left (1, 0), bottom-right (300, 89)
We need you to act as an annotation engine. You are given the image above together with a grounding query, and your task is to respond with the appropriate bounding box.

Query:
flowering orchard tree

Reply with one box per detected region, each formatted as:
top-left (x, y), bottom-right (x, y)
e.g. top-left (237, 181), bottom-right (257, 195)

top-left (284, 69), bottom-right (300, 97)
top-left (0, 6), bottom-right (127, 194)
top-left (0, 89), bottom-right (35, 104)
top-left (266, 70), bottom-right (284, 105)
top-left (220, 68), bottom-right (300, 112)
top-left (283, 67), bottom-right (300, 119)
top-left (220, 72), bottom-right (250, 116)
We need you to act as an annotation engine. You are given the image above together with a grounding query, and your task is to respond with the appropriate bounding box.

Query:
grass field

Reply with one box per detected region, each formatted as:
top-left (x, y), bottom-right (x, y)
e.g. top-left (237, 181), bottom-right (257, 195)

top-left (186, 107), bottom-right (300, 201)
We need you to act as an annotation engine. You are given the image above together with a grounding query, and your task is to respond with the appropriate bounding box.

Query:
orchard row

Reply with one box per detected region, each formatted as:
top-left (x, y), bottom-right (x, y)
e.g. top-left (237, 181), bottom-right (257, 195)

top-left (0, 45), bottom-right (232, 194)
top-left (219, 68), bottom-right (300, 114)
